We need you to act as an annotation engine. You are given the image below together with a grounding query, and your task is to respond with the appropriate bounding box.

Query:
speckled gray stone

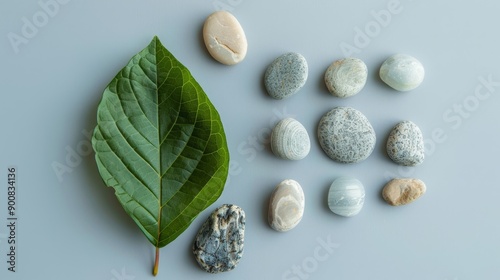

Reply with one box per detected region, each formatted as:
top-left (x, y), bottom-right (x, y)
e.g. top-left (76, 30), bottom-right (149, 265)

top-left (264, 52), bottom-right (308, 99)
top-left (193, 204), bottom-right (245, 273)
top-left (270, 118), bottom-right (310, 160)
top-left (317, 107), bottom-right (376, 163)
top-left (328, 177), bottom-right (365, 217)
top-left (386, 121), bottom-right (424, 166)
top-left (324, 58), bottom-right (367, 98)
top-left (379, 54), bottom-right (425, 91)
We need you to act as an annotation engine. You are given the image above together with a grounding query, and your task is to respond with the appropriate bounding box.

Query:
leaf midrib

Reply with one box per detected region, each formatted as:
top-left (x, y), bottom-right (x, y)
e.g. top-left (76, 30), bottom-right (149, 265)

top-left (155, 40), bottom-right (163, 248)
top-left (153, 42), bottom-right (189, 247)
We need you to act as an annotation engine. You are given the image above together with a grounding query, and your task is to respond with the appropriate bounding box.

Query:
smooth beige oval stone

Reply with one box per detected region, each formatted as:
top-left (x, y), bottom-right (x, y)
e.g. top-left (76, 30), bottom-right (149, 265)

top-left (203, 11), bottom-right (247, 65)
top-left (382, 178), bottom-right (426, 206)
top-left (268, 179), bottom-right (305, 232)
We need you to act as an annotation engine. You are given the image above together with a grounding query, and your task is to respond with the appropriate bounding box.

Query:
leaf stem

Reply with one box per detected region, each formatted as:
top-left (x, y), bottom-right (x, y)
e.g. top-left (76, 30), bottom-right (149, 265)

top-left (153, 247), bottom-right (160, 276)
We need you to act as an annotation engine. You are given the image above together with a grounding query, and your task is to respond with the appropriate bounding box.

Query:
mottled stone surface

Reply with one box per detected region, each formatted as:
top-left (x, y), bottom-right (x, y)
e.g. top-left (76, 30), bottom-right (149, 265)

top-left (193, 204), bottom-right (245, 273)
top-left (203, 11), bottom-right (247, 65)
top-left (264, 52), bottom-right (308, 99)
top-left (328, 177), bottom-right (365, 217)
top-left (379, 54), bottom-right (425, 91)
top-left (324, 58), bottom-right (367, 98)
top-left (386, 121), bottom-right (424, 166)
top-left (271, 118), bottom-right (310, 160)
top-left (268, 179), bottom-right (305, 232)
top-left (317, 107), bottom-right (376, 163)
top-left (382, 178), bottom-right (426, 206)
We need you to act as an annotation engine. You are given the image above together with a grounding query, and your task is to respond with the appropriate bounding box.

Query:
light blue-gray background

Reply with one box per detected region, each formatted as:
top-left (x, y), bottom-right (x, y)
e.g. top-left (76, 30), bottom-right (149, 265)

top-left (1, 0), bottom-right (499, 279)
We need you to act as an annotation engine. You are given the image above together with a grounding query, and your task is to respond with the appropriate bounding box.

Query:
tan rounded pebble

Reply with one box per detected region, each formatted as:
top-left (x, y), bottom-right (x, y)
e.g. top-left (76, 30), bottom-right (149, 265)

top-left (203, 11), bottom-right (247, 65)
top-left (382, 178), bottom-right (426, 206)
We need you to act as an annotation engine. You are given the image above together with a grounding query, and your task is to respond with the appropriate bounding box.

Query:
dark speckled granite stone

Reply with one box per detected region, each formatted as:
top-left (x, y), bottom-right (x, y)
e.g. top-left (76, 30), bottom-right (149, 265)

top-left (193, 204), bottom-right (245, 273)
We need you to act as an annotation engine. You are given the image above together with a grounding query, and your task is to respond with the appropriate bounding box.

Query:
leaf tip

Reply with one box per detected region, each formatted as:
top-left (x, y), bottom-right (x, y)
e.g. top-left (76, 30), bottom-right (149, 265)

top-left (150, 35), bottom-right (166, 54)
top-left (151, 35), bottom-right (162, 46)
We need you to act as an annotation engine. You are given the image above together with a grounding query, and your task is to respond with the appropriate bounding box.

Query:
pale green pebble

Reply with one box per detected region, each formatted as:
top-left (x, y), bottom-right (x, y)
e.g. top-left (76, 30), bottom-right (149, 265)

top-left (379, 54), bottom-right (424, 91)
top-left (328, 177), bottom-right (365, 217)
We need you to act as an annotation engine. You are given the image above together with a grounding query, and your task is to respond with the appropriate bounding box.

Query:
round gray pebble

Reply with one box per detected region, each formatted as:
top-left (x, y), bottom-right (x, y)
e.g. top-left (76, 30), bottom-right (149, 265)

top-left (264, 52), bottom-right (308, 100)
top-left (324, 58), bottom-right (367, 98)
top-left (318, 107), bottom-right (376, 163)
top-left (386, 121), bottom-right (424, 166)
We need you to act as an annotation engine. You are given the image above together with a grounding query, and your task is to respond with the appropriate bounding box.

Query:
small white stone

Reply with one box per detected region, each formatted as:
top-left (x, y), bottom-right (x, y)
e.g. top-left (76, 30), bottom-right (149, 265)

top-left (328, 177), bottom-right (365, 217)
top-left (379, 54), bottom-right (425, 91)
top-left (203, 11), bottom-right (247, 65)
top-left (324, 58), bottom-right (367, 98)
top-left (270, 118), bottom-right (310, 160)
top-left (268, 179), bottom-right (305, 232)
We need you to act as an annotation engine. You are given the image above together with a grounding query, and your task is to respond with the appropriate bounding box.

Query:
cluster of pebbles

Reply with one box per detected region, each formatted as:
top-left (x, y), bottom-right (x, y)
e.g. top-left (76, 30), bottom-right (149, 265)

top-left (195, 10), bottom-right (428, 274)
top-left (262, 50), bottom-right (427, 221)
top-left (264, 52), bottom-right (427, 221)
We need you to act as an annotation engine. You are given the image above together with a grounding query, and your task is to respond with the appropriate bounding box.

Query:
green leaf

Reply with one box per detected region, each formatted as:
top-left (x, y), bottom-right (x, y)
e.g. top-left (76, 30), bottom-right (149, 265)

top-left (91, 36), bottom-right (229, 274)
